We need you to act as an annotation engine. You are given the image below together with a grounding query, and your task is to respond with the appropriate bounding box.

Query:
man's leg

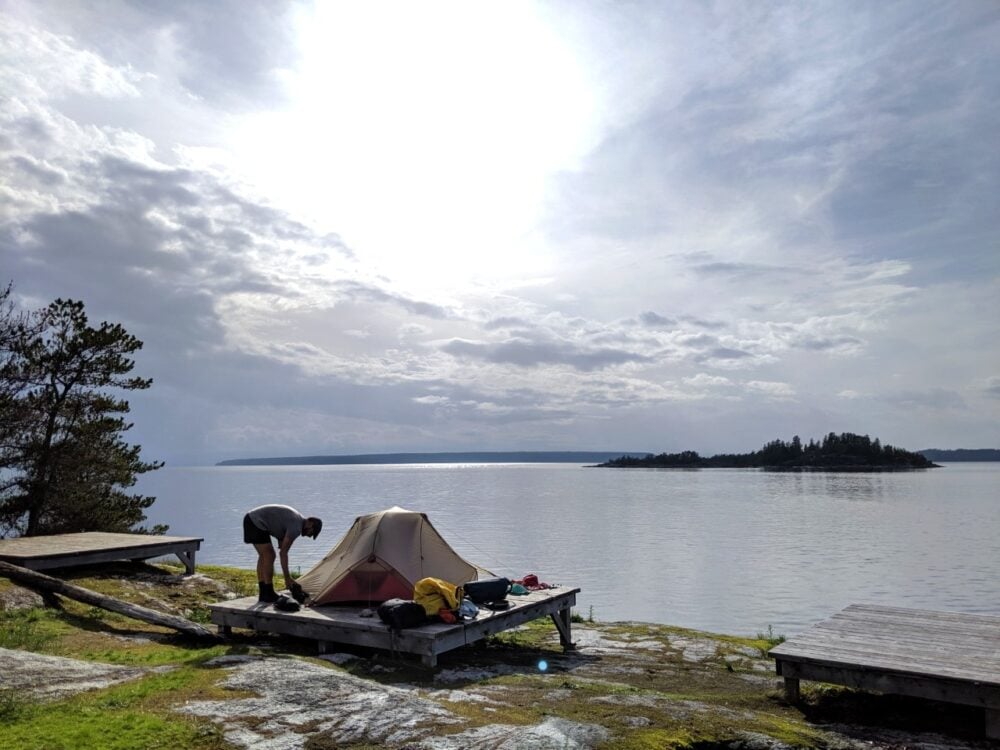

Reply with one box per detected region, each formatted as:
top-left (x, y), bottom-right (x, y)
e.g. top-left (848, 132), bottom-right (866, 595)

top-left (254, 543), bottom-right (278, 602)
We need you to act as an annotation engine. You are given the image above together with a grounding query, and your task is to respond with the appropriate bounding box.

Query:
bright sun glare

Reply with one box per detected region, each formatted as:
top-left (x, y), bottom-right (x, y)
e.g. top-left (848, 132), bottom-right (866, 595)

top-left (231, 2), bottom-right (598, 297)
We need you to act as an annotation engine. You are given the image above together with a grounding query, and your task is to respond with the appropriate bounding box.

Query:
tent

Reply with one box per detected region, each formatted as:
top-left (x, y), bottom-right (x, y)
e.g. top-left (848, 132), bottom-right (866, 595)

top-left (296, 506), bottom-right (486, 605)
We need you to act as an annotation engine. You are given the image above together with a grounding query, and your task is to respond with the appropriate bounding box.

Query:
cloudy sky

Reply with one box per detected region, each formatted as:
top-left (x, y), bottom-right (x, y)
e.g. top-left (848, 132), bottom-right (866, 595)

top-left (2, 1), bottom-right (998, 465)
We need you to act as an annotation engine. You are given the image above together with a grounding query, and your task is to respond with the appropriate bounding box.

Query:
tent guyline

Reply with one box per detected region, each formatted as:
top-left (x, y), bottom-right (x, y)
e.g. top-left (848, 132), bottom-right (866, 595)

top-left (430, 520), bottom-right (521, 579)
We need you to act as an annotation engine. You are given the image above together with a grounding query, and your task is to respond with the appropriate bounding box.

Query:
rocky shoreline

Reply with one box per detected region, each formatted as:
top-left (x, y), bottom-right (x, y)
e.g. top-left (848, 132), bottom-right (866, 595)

top-left (0, 563), bottom-right (992, 749)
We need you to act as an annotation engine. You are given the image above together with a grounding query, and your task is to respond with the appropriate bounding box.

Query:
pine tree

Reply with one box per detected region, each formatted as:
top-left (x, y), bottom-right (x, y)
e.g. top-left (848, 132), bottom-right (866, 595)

top-left (0, 298), bottom-right (164, 536)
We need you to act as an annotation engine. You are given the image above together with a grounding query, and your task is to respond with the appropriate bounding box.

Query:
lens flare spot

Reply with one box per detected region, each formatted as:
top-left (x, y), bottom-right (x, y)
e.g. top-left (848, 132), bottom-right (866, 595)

top-left (538, 659), bottom-right (548, 672)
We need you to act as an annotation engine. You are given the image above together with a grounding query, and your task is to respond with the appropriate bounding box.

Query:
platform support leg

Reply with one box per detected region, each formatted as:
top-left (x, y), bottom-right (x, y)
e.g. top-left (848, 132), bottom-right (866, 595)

top-left (217, 624), bottom-right (232, 636)
top-left (986, 708), bottom-right (1000, 739)
top-left (421, 653), bottom-right (438, 668)
top-left (175, 547), bottom-right (196, 575)
top-left (550, 607), bottom-right (576, 651)
top-left (783, 677), bottom-right (800, 703)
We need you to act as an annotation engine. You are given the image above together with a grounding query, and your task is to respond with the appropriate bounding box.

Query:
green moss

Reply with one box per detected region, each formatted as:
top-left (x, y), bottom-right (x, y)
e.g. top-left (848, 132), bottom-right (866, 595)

top-left (604, 727), bottom-right (696, 749)
top-left (0, 668), bottom-right (233, 750)
top-left (75, 641), bottom-right (230, 667)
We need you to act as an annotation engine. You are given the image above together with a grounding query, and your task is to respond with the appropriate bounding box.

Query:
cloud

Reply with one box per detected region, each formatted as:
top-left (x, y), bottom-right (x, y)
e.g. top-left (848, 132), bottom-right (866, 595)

top-left (984, 377), bottom-right (1000, 399)
top-left (413, 395), bottom-right (450, 406)
top-left (745, 381), bottom-right (796, 398)
top-left (639, 311), bottom-right (676, 327)
top-left (884, 389), bottom-right (967, 411)
top-left (691, 261), bottom-right (810, 282)
top-left (441, 337), bottom-right (653, 372)
top-left (333, 281), bottom-right (453, 320)
top-left (684, 374), bottom-right (732, 388)
top-left (700, 347), bottom-right (754, 362)
top-left (0, 13), bottom-right (144, 99)
top-left (2, 1), bottom-right (998, 461)
top-left (483, 316), bottom-right (534, 331)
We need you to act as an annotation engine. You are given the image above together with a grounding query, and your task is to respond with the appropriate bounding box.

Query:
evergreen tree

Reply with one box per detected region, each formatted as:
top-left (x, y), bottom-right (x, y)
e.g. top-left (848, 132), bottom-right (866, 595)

top-left (0, 298), bottom-right (164, 536)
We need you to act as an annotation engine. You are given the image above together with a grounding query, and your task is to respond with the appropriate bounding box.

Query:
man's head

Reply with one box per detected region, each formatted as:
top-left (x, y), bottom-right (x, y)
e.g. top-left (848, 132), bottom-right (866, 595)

top-left (303, 517), bottom-right (323, 539)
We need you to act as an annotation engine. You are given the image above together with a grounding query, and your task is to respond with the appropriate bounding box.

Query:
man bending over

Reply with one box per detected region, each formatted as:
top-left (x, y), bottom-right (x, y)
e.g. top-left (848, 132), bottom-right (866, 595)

top-left (243, 504), bottom-right (322, 603)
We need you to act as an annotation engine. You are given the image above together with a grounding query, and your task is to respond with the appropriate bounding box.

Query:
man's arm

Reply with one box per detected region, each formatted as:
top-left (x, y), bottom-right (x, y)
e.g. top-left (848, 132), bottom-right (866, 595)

top-left (278, 535), bottom-right (296, 590)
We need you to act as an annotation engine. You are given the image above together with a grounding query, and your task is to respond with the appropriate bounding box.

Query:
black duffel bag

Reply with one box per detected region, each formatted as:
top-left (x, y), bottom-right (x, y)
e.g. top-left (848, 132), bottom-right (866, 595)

top-left (377, 598), bottom-right (427, 630)
top-left (464, 576), bottom-right (511, 604)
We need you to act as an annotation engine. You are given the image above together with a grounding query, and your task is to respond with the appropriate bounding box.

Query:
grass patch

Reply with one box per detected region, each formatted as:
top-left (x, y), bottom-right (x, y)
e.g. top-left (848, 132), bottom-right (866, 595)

top-left (0, 667), bottom-right (233, 750)
top-left (0, 688), bottom-right (28, 722)
top-left (752, 624), bottom-right (786, 656)
top-left (178, 563), bottom-right (258, 598)
top-left (0, 608), bottom-right (58, 650)
top-left (0, 705), bottom-right (220, 750)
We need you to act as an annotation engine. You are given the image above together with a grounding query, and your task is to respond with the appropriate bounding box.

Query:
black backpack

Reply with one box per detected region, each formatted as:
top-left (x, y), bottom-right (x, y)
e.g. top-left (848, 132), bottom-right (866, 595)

top-left (464, 576), bottom-right (511, 605)
top-left (377, 598), bottom-right (426, 630)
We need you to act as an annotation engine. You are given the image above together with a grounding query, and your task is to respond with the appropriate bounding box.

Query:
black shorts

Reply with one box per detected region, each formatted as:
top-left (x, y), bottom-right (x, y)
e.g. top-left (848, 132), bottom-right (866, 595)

top-left (243, 514), bottom-right (271, 545)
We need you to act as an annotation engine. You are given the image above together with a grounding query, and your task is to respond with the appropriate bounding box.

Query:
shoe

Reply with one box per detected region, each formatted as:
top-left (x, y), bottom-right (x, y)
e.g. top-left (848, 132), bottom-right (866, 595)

top-left (258, 582), bottom-right (279, 603)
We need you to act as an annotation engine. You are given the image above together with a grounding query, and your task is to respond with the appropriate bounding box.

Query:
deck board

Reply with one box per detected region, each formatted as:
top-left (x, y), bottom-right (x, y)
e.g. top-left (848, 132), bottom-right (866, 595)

top-left (0, 532), bottom-right (203, 574)
top-left (210, 586), bottom-right (580, 667)
top-left (771, 604), bottom-right (1000, 737)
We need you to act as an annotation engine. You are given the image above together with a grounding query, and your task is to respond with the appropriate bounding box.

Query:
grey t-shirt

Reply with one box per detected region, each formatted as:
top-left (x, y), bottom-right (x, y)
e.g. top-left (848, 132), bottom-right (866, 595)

top-left (247, 504), bottom-right (304, 542)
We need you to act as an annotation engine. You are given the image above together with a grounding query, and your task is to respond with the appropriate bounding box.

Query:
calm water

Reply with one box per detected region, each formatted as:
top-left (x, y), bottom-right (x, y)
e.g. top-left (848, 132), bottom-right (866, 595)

top-left (139, 462), bottom-right (1000, 637)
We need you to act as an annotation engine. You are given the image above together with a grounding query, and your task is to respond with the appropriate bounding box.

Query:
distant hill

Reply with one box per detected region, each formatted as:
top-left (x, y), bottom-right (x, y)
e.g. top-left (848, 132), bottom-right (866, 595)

top-left (601, 432), bottom-right (938, 471)
top-left (919, 449), bottom-right (1000, 462)
top-left (216, 451), bottom-right (651, 467)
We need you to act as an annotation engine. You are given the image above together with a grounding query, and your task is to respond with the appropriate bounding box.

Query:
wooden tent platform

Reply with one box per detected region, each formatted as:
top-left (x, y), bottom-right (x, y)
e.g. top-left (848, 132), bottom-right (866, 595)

top-left (0, 532), bottom-right (203, 575)
top-left (210, 586), bottom-right (580, 667)
top-left (770, 603), bottom-right (1000, 738)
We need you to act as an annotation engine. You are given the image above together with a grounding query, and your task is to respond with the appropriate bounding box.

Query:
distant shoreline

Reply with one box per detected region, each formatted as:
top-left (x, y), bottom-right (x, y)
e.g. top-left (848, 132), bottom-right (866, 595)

top-left (215, 447), bottom-right (1000, 467)
top-left (215, 451), bottom-right (651, 467)
top-left (918, 448), bottom-right (1000, 462)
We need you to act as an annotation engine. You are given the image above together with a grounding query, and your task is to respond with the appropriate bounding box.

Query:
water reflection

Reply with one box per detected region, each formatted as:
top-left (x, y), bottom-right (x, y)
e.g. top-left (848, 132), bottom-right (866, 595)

top-left (760, 470), bottom-right (895, 502)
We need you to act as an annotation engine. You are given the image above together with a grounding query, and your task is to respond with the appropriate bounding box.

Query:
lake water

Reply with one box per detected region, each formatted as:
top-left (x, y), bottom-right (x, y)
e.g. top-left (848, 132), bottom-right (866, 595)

top-left (139, 462), bottom-right (1000, 637)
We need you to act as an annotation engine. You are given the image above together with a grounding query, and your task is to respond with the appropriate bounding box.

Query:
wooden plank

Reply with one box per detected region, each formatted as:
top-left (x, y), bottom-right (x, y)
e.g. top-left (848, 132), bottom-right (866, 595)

top-left (845, 603), bottom-right (1000, 626)
top-left (771, 604), bottom-right (1000, 738)
top-left (770, 644), bottom-right (1000, 685)
top-left (772, 642), bottom-right (1000, 682)
top-left (987, 708), bottom-right (1000, 738)
top-left (775, 659), bottom-right (1000, 709)
top-left (811, 613), bottom-right (1000, 639)
top-left (820, 613), bottom-right (1000, 640)
top-left (210, 587), bottom-right (579, 664)
top-left (0, 532), bottom-right (203, 574)
top-left (0, 532), bottom-right (203, 558)
top-left (774, 632), bottom-right (1000, 667)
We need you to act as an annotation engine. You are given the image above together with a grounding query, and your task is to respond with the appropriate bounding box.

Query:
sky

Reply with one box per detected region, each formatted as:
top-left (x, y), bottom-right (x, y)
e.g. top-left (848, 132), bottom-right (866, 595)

top-left (1, 1), bottom-right (998, 465)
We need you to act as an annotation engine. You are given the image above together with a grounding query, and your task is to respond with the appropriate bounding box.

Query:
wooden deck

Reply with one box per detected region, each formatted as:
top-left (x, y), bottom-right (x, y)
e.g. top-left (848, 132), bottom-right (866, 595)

top-left (770, 604), bottom-right (1000, 738)
top-left (210, 586), bottom-right (580, 667)
top-left (0, 532), bottom-right (203, 574)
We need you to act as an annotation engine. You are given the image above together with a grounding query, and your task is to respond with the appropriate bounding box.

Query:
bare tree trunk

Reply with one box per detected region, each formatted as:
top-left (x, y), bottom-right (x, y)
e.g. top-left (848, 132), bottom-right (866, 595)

top-left (0, 560), bottom-right (219, 641)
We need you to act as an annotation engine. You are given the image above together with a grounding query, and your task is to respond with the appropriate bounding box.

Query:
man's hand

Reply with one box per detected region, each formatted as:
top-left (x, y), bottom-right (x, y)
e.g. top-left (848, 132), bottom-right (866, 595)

top-left (289, 581), bottom-right (307, 604)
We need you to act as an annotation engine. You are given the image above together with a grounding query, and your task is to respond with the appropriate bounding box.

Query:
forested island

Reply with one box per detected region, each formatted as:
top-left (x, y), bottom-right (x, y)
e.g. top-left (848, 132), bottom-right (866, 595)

top-left (600, 432), bottom-right (939, 471)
